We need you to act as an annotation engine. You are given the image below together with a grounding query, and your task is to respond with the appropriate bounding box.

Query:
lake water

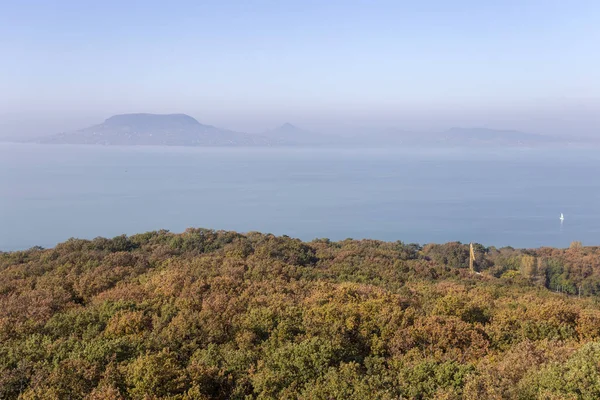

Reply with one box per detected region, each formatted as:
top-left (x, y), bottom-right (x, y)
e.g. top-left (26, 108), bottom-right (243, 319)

top-left (1, 143), bottom-right (599, 251)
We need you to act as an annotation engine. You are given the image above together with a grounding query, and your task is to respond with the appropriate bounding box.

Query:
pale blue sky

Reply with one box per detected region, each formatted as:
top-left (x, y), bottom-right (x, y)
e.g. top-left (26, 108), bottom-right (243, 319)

top-left (1, 0), bottom-right (599, 136)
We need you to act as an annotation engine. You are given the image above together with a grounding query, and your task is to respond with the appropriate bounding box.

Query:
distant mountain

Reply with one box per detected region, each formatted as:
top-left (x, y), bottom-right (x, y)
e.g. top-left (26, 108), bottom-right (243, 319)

top-left (37, 113), bottom-right (284, 147)
top-left (29, 115), bottom-right (594, 148)
top-left (349, 127), bottom-right (582, 147)
top-left (438, 127), bottom-right (560, 146)
top-left (262, 123), bottom-right (341, 145)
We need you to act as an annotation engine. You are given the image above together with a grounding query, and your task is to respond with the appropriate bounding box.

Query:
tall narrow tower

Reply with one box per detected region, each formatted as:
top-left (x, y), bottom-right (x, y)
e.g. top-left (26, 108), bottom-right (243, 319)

top-left (469, 243), bottom-right (476, 273)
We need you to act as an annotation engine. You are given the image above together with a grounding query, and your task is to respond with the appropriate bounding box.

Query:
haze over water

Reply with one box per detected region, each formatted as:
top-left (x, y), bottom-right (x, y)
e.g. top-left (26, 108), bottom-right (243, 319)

top-left (2, 143), bottom-right (598, 251)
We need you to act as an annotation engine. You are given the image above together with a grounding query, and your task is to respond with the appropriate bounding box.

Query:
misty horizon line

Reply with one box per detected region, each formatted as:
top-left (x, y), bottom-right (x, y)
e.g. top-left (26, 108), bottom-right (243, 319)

top-left (4, 112), bottom-right (561, 138)
top-left (1, 110), bottom-right (598, 141)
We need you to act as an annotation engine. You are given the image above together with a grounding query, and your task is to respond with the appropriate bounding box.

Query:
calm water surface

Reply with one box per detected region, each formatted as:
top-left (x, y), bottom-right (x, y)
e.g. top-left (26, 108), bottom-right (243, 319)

top-left (1, 143), bottom-right (599, 250)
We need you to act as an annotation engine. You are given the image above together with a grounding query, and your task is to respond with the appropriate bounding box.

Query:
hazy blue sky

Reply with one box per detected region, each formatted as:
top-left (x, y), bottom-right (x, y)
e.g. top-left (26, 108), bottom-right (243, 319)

top-left (1, 0), bottom-right (599, 136)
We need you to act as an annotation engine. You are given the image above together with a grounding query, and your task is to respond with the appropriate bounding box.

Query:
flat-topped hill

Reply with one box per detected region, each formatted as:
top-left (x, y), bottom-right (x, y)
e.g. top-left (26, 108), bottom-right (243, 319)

top-left (38, 113), bottom-right (280, 146)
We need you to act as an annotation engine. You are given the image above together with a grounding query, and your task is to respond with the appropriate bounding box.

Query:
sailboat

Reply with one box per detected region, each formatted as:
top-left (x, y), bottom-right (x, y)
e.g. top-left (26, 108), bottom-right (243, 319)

top-left (560, 213), bottom-right (564, 222)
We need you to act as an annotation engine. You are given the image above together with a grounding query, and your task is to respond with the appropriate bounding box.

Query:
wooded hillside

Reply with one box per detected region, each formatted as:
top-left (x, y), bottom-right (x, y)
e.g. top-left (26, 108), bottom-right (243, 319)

top-left (1, 229), bottom-right (600, 399)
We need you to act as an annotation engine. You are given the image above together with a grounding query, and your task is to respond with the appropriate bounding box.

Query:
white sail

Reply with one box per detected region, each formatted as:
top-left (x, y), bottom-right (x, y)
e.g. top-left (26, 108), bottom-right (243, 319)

top-left (560, 213), bottom-right (564, 221)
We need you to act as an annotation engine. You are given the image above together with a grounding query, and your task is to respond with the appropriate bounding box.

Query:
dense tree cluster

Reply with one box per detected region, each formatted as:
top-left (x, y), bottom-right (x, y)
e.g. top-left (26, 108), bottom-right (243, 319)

top-left (1, 229), bottom-right (600, 399)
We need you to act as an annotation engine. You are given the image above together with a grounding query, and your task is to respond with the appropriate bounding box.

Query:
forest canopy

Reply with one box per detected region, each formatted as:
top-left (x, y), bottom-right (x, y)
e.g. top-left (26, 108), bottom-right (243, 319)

top-left (1, 228), bottom-right (600, 399)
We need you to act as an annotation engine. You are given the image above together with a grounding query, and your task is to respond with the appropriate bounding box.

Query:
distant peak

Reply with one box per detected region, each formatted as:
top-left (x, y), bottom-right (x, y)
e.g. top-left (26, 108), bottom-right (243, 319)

top-left (279, 122), bottom-right (297, 130)
top-left (446, 127), bottom-right (523, 134)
